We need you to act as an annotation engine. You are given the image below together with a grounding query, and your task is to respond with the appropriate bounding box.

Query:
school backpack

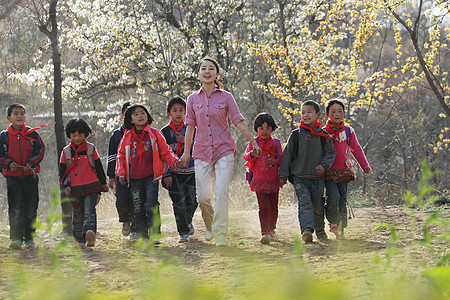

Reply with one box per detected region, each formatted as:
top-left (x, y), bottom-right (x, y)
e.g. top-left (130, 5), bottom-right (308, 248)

top-left (61, 142), bottom-right (96, 186)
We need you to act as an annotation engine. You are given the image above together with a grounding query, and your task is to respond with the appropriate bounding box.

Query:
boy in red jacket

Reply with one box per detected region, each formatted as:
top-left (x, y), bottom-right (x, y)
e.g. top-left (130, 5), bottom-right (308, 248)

top-left (0, 103), bottom-right (46, 249)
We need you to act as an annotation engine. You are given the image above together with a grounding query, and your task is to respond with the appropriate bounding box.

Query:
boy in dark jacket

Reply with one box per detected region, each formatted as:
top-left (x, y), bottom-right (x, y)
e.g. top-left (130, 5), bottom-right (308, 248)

top-left (106, 101), bottom-right (135, 237)
top-left (279, 100), bottom-right (336, 243)
top-left (0, 103), bottom-right (45, 249)
top-left (161, 97), bottom-right (198, 243)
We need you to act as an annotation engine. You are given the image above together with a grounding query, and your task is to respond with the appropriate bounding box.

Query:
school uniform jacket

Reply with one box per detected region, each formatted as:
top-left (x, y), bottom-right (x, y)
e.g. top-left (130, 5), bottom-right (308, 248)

top-left (0, 126), bottom-right (45, 177)
top-left (115, 124), bottom-right (179, 183)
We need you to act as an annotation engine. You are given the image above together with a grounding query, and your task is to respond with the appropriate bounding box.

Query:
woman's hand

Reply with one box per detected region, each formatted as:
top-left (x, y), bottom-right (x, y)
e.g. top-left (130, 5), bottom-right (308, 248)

top-left (179, 153), bottom-right (190, 168)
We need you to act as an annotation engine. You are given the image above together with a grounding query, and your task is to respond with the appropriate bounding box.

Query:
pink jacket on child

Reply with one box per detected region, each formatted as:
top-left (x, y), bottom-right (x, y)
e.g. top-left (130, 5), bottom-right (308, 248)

top-left (327, 126), bottom-right (370, 170)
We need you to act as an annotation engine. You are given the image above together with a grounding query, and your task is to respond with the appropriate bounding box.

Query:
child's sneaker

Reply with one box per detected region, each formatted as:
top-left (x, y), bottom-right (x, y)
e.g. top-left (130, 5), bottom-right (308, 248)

top-left (188, 223), bottom-right (195, 236)
top-left (76, 242), bottom-right (85, 248)
top-left (260, 234), bottom-right (271, 244)
top-left (269, 230), bottom-right (278, 241)
top-left (152, 239), bottom-right (162, 246)
top-left (24, 239), bottom-right (35, 249)
top-left (9, 239), bottom-right (22, 250)
top-left (85, 230), bottom-right (96, 247)
top-left (122, 221), bottom-right (131, 236)
top-left (178, 234), bottom-right (189, 243)
top-left (316, 230), bottom-right (328, 242)
top-left (329, 223), bottom-right (339, 238)
top-left (129, 232), bottom-right (139, 242)
top-left (302, 228), bottom-right (313, 243)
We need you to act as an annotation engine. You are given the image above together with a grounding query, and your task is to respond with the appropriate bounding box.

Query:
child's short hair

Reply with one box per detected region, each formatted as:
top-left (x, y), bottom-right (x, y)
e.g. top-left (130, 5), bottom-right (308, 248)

top-left (301, 100), bottom-right (321, 113)
top-left (167, 97), bottom-right (186, 113)
top-left (121, 101), bottom-right (131, 114)
top-left (65, 118), bottom-right (92, 138)
top-left (124, 104), bottom-right (154, 129)
top-left (325, 98), bottom-right (345, 114)
top-left (7, 103), bottom-right (26, 116)
top-left (253, 112), bottom-right (278, 132)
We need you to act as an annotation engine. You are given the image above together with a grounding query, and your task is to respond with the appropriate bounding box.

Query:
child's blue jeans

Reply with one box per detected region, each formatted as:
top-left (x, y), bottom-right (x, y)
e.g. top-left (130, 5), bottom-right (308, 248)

top-left (71, 193), bottom-right (98, 243)
top-left (293, 177), bottom-right (325, 234)
top-left (6, 175), bottom-right (39, 242)
top-left (130, 176), bottom-right (159, 239)
top-left (325, 180), bottom-right (348, 228)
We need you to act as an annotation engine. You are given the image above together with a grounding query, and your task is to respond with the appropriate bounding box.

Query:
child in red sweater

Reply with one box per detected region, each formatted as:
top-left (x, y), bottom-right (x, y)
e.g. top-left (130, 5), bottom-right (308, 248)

top-left (244, 113), bottom-right (282, 244)
top-left (116, 104), bottom-right (180, 245)
top-left (59, 118), bottom-right (109, 248)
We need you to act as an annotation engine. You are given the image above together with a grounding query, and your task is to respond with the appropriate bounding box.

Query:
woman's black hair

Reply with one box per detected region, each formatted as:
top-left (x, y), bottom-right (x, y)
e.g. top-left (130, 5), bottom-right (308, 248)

top-left (123, 104), bottom-right (154, 129)
top-left (65, 118), bottom-right (92, 138)
top-left (253, 112), bottom-right (278, 132)
top-left (325, 98), bottom-right (345, 115)
top-left (197, 57), bottom-right (224, 89)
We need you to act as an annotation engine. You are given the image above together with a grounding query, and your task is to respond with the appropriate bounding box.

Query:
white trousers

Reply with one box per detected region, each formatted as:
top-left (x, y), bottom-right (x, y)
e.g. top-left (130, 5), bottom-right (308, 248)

top-left (194, 152), bottom-right (234, 243)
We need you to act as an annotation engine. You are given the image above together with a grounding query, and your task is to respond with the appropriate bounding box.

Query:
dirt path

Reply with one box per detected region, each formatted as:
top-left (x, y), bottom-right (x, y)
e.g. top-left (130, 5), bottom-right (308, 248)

top-left (0, 205), bottom-right (447, 299)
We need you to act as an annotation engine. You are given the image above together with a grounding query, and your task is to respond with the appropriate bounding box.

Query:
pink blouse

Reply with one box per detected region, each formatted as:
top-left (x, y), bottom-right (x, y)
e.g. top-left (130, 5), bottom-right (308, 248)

top-left (186, 87), bottom-right (245, 163)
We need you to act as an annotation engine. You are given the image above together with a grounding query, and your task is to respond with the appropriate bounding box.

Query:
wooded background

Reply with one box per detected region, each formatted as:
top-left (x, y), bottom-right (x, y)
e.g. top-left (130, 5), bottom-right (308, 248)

top-left (0, 0), bottom-right (448, 218)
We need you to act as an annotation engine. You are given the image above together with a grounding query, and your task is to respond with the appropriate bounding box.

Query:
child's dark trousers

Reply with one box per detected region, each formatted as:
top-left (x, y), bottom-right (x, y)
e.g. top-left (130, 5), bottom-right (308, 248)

top-left (167, 173), bottom-right (198, 235)
top-left (6, 175), bottom-right (39, 242)
top-left (71, 193), bottom-right (98, 243)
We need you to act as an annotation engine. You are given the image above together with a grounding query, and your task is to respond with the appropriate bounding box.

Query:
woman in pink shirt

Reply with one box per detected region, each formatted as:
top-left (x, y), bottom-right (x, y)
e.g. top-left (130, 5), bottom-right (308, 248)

top-left (323, 99), bottom-right (371, 239)
top-left (180, 57), bottom-right (261, 246)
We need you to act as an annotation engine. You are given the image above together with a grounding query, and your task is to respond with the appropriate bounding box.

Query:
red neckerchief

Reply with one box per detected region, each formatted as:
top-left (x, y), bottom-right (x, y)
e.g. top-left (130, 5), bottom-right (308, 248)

top-left (131, 127), bottom-right (146, 167)
top-left (61, 139), bottom-right (88, 184)
top-left (7, 122), bottom-right (55, 141)
top-left (325, 120), bottom-right (345, 142)
top-left (258, 136), bottom-right (278, 157)
top-left (300, 120), bottom-right (330, 138)
top-left (169, 119), bottom-right (184, 155)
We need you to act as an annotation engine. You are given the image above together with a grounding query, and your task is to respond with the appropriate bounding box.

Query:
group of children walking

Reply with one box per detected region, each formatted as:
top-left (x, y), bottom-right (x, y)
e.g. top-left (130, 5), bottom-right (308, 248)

top-left (1, 57), bottom-right (370, 250)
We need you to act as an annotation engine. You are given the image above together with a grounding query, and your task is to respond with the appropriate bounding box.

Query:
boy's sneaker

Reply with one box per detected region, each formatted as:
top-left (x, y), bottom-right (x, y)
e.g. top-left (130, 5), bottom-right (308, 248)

top-left (188, 223), bottom-right (195, 236)
top-left (302, 228), bottom-right (313, 243)
top-left (205, 230), bottom-right (214, 241)
top-left (329, 223), bottom-right (339, 238)
top-left (129, 232), bottom-right (139, 242)
top-left (24, 239), bottom-right (35, 249)
top-left (152, 239), bottom-right (162, 246)
top-left (9, 240), bottom-right (22, 250)
top-left (260, 234), bottom-right (271, 245)
top-left (316, 230), bottom-right (328, 242)
top-left (85, 230), bottom-right (96, 247)
top-left (178, 234), bottom-right (189, 243)
top-left (122, 221), bottom-right (131, 236)
top-left (76, 242), bottom-right (85, 248)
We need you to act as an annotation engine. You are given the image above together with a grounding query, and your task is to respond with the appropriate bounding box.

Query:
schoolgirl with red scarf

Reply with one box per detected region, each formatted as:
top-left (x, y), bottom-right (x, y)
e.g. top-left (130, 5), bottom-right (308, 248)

top-left (116, 104), bottom-right (180, 245)
top-left (59, 118), bottom-right (108, 248)
top-left (323, 99), bottom-right (371, 239)
top-left (244, 113), bottom-right (282, 244)
top-left (0, 104), bottom-right (47, 249)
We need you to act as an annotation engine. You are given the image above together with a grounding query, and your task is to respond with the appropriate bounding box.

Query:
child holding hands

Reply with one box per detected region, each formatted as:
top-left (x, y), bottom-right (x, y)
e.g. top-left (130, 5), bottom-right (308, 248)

top-left (59, 118), bottom-right (109, 248)
top-left (116, 104), bottom-right (180, 245)
top-left (244, 113), bottom-right (282, 244)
